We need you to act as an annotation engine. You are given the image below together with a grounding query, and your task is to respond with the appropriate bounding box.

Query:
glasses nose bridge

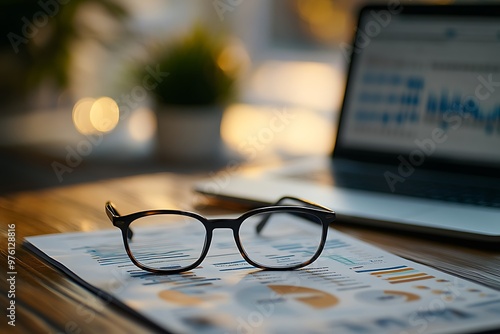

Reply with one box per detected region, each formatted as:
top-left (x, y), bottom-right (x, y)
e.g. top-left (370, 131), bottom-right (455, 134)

top-left (208, 218), bottom-right (238, 230)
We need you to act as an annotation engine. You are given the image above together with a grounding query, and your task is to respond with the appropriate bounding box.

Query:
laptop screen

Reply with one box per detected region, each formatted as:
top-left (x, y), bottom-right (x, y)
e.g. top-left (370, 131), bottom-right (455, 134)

top-left (335, 5), bottom-right (500, 172)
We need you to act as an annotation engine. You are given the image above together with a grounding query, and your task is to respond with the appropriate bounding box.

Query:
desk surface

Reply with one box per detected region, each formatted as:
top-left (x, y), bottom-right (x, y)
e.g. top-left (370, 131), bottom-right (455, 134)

top-left (1, 172), bottom-right (499, 333)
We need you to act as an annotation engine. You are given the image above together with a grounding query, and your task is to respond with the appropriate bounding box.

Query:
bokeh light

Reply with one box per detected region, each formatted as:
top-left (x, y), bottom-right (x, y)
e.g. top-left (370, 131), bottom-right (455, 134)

top-left (221, 104), bottom-right (334, 159)
top-left (128, 107), bottom-right (157, 142)
top-left (217, 40), bottom-right (250, 76)
top-left (90, 97), bottom-right (120, 133)
top-left (249, 61), bottom-right (343, 111)
top-left (73, 96), bottom-right (120, 134)
top-left (73, 97), bottom-right (97, 134)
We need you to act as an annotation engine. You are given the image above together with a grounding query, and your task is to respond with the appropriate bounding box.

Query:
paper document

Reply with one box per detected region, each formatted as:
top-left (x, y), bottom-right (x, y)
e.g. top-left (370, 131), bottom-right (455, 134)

top-left (25, 219), bottom-right (500, 334)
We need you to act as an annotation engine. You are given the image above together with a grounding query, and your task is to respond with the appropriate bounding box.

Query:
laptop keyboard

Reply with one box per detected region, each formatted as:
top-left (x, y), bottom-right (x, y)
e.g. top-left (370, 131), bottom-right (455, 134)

top-left (291, 170), bottom-right (500, 208)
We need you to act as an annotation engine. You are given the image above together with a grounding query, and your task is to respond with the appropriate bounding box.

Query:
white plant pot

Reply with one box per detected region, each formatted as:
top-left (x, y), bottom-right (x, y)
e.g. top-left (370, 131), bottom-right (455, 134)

top-left (155, 105), bottom-right (224, 163)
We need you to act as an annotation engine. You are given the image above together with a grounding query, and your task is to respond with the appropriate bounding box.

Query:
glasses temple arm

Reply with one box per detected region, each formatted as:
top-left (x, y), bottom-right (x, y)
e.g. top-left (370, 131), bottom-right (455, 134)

top-left (256, 196), bottom-right (332, 234)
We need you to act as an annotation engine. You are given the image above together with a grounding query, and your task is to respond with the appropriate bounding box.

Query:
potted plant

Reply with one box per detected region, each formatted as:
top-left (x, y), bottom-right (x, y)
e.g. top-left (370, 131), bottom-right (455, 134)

top-left (142, 26), bottom-right (238, 163)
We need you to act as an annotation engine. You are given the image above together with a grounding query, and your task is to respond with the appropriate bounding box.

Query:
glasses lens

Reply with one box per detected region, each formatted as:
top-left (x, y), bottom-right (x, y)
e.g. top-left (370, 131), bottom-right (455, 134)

top-left (239, 210), bottom-right (324, 269)
top-left (127, 214), bottom-right (206, 271)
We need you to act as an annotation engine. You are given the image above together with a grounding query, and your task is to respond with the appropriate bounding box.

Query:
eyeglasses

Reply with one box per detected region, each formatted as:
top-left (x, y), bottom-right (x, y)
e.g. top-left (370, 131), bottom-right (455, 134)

top-left (105, 196), bottom-right (335, 274)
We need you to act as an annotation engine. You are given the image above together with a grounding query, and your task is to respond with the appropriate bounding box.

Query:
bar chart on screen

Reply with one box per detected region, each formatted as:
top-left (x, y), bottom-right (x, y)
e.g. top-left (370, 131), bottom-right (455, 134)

top-left (353, 73), bottom-right (424, 137)
top-left (341, 62), bottom-right (500, 165)
top-left (352, 72), bottom-right (500, 136)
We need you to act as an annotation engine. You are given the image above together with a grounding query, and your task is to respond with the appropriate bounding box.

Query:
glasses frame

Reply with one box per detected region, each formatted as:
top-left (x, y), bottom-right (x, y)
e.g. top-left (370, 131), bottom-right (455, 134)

top-left (105, 196), bottom-right (336, 274)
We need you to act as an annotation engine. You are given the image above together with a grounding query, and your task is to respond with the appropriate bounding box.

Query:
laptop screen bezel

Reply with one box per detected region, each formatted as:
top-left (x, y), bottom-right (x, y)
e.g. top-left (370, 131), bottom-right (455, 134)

top-left (332, 4), bottom-right (500, 177)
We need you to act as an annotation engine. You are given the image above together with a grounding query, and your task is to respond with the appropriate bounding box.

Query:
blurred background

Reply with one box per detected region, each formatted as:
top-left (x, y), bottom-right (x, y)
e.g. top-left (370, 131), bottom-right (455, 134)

top-left (0, 0), bottom-right (490, 194)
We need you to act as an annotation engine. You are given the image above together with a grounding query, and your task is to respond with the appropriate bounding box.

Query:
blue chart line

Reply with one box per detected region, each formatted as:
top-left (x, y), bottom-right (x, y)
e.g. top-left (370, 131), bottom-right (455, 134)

top-left (321, 240), bottom-right (386, 267)
top-left (323, 239), bottom-right (350, 250)
top-left (426, 91), bottom-right (500, 135)
top-left (129, 270), bottom-right (221, 287)
top-left (355, 110), bottom-right (420, 126)
top-left (81, 231), bottom-right (204, 274)
top-left (79, 241), bottom-right (223, 287)
top-left (298, 267), bottom-right (370, 291)
top-left (84, 243), bottom-right (198, 269)
top-left (272, 242), bottom-right (319, 254)
top-left (81, 245), bottom-right (135, 267)
top-left (212, 259), bottom-right (255, 272)
top-left (354, 265), bottom-right (407, 274)
top-left (327, 255), bottom-right (364, 266)
top-left (352, 265), bottom-right (436, 284)
top-left (258, 242), bottom-right (316, 267)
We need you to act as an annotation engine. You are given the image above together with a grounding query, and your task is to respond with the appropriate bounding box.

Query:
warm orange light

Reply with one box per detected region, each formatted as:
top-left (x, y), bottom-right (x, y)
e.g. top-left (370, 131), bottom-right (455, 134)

top-left (249, 61), bottom-right (343, 111)
top-left (73, 97), bottom-right (97, 134)
top-left (221, 104), bottom-right (334, 159)
top-left (297, 0), bottom-right (336, 25)
top-left (73, 96), bottom-right (120, 134)
top-left (217, 39), bottom-right (250, 76)
top-left (90, 97), bottom-right (120, 133)
top-left (128, 107), bottom-right (157, 142)
top-left (296, 0), bottom-right (348, 43)
top-left (221, 104), bottom-right (274, 150)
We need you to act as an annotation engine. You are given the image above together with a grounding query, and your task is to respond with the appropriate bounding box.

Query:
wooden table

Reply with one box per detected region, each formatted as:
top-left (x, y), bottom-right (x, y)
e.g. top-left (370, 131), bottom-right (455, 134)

top-left (1, 171), bottom-right (499, 333)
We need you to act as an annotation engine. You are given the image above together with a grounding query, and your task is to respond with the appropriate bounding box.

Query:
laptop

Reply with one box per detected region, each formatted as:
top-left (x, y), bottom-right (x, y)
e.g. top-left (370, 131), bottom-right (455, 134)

top-left (195, 4), bottom-right (500, 242)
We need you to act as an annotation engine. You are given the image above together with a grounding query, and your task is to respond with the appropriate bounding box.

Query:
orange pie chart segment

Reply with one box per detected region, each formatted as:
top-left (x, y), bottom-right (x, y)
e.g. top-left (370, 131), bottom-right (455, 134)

top-left (268, 285), bottom-right (339, 309)
top-left (158, 290), bottom-right (226, 306)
